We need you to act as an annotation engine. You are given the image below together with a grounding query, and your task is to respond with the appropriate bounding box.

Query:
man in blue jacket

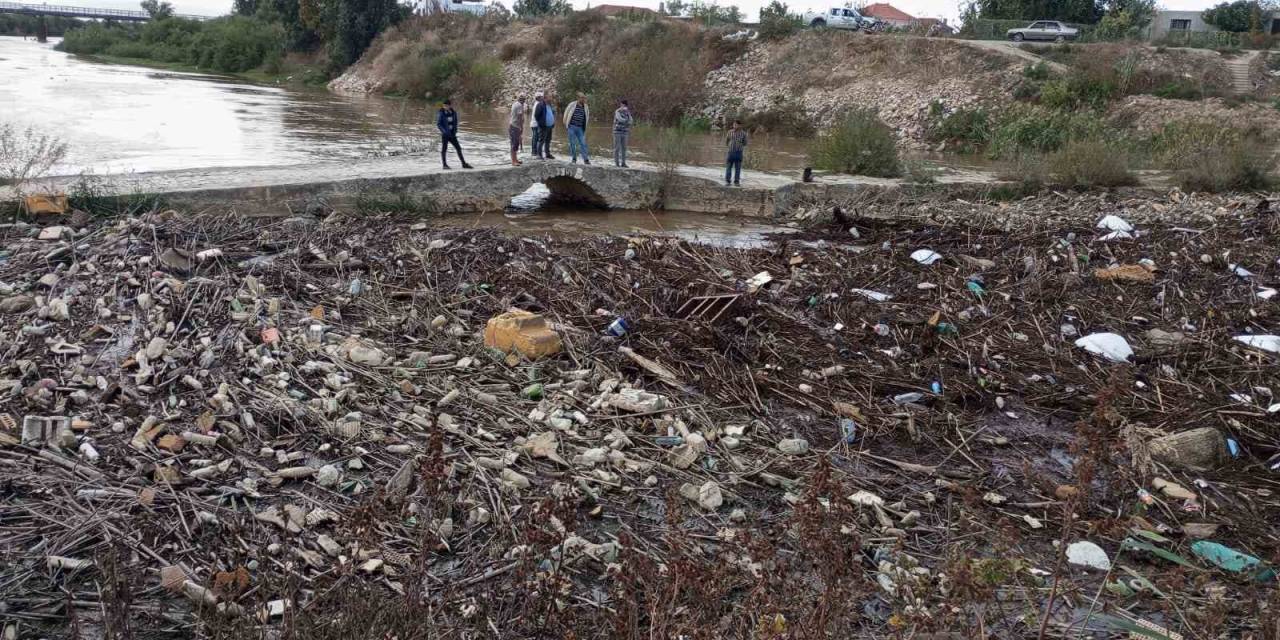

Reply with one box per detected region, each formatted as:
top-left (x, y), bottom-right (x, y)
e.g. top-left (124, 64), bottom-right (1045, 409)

top-left (436, 99), bottom-right (473, 170)
top-left (533, 91), bottom-right (556, 160)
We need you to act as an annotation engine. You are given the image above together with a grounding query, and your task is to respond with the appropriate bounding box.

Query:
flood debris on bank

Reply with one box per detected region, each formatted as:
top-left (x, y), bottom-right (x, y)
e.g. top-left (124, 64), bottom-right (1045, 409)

top-left (1, 192), bottom-right (1279, 637)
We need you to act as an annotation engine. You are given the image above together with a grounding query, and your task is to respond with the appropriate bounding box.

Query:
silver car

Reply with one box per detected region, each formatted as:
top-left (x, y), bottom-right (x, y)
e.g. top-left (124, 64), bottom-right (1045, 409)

top-left (1007, 20), bottom-right (1079, 42)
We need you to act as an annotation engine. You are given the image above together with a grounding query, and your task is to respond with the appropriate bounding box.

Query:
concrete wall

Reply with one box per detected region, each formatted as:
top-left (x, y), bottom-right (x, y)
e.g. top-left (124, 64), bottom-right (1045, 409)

top-left (1147, 10), bottom-right (1215, 40)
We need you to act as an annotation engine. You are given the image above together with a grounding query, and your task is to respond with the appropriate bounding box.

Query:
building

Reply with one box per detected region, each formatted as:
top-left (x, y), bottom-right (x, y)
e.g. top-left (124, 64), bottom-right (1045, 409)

top-left (860, 2), bottom-right (914, 27)
top-left (1146, 9), bottom-right (1279, 41)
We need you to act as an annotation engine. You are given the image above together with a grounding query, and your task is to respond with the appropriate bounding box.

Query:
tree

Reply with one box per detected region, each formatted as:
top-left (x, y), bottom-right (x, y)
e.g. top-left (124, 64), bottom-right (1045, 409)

top-left (1202, 0), bottom-right (1264, 31)
top-left (661, 0), bottom-right (688, 15)
top-left (512, 0), bottom-right (571, 18)
top-left (966, 0), bottom-right (1102, 23)
top-left (140, 0), bottom-right (175, 19)
top-left (688, 0), bottom-right (742, 24)
top-left (317, 0), bottom-right (405, 70)
top-left (757, 0), bottom-right (801, 39)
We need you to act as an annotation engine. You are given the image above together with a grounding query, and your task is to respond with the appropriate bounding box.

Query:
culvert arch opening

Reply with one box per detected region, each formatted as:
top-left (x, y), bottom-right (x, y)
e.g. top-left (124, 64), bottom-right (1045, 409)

top-left (507, 175), bottom-right (608, 212)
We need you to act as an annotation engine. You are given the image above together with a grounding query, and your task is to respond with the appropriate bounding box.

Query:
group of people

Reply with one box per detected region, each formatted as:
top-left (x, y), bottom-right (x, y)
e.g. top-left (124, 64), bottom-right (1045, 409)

top-left (436, 96), bottom-right (749, 186)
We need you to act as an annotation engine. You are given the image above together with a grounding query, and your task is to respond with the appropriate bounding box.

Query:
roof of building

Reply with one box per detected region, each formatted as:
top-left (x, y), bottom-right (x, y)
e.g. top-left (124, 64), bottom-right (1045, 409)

top-left (591, 4), bottom-right (658, 16)
top-left (860, 3), bottom-right (914, 21)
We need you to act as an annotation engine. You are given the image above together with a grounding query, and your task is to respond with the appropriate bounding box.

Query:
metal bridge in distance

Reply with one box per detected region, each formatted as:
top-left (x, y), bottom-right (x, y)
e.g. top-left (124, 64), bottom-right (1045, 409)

top-left (0, 1), bottom-right (212, 21)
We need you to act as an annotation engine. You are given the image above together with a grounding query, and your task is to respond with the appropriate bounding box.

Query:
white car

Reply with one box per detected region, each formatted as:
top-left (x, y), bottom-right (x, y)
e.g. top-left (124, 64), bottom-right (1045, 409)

top-left (804, 6), bottom-right (866, 30)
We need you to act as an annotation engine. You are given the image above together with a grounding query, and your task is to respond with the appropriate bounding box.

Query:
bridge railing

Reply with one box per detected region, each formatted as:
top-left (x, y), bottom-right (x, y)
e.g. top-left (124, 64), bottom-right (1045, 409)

top-left (0, 1), bottom-right (211, 20)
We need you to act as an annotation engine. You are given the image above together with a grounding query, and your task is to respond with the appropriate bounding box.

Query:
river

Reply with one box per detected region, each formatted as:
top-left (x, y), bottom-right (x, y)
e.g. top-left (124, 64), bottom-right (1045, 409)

top-left (0, 35), bottom-right (820, 176)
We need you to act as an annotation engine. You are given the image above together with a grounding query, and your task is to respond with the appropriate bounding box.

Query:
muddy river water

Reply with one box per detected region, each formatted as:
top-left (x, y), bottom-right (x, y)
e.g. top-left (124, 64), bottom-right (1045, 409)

top-left (0, 35), bottom-right (969, 244)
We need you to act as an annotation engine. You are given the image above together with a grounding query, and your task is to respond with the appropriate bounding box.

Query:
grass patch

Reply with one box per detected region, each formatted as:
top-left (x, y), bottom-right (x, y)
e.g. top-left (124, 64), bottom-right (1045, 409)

top-left (809, 108), bottom-right (900, 178)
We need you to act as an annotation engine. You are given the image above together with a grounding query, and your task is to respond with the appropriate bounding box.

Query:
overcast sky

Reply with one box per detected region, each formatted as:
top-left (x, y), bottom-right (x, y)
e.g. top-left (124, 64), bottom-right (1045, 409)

top-left (82, 0), bottom-right (1224, 32)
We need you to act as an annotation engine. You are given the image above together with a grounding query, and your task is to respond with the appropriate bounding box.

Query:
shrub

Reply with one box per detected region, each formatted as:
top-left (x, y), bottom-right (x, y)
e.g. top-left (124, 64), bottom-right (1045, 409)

top-left (555, 62), bottom-right (603, 103)
top-left (987, 105), bottom-right (1105, 158)
top-left (757, 0), bottom-right (802, 41)
top-left (1038, 71), bottom-right (1118, 110)
top-left (1150, 122), bottom-right (1277, 192)
top-left (903, 160), bottom-right (939, 184)
top-left (678, 115), bottom-right (713, 132)
top-left (1151, 79), bottom-right (1203, 100)
top-left (458, 58), bottom-right (504, 102)
top-left (927, 107), bottom-right (991, 154)
top-left (1023, 61), bottom-right (1050, 81)
top-left (58, 22), bottom-right (132, 54)
top-left (996, 152), bottom-right (1048, 192)
top-left (603, 31), bottom-right (707, 125)
top-left (1047, 139), bottom-right (1137, 187)
top-left (498, 41), bottom-right (525, 61)
top-left (808, 108), bottom-right (900, 178)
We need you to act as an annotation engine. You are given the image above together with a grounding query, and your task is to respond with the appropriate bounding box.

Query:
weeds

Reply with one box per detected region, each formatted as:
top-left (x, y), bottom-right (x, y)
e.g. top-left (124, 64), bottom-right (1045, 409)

top-left (1022, 61), bottom-right (1050, 81)
top-left (903, 159), bottom-right (940, 184)
top-left (926, 104), bottom-right (991, 154)
top-left (651, 126), bottom-right (697, 206)
top-left (1171, 139), bottom-right (1275, 193)
top-left (1046, 139), bottom-right (1138, 188)
top-left (734, 93), bottom-right (814, 137)
top-left (809, 108), bottom-right (900, 178)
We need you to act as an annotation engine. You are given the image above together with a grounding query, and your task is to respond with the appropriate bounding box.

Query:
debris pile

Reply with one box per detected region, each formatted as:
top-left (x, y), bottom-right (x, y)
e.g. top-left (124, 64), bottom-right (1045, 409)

top-left (1, 192), bottom-right (1278, 637)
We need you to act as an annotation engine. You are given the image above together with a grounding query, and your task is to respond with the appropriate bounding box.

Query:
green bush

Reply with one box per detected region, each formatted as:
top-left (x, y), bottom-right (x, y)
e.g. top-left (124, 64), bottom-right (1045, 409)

top-left (58, 22), bottom-right (131, 54)
top-left (757, 0), bottom-right (802, 40)
top-left (1022, 61), bottom-right (1050, 81)
top-left (927, 106), bottom-right (991, 154)
top-left (555, 62), bottom-right (603, 103)
top-left (603, 30), bottom-right (707, 125)
top-left (808, 108), bottom-right (900, 178)
top-left (459, 58), bottom-right (504, 102)
top-left (187, 16), bottom-right (284, 72)
top-left (1047, 139), bottom-right (1137, 187)
top-left (1039, 72), bottom-right (1118, 110)
top-left (987, 105), bottom-right (1105, 158)
top-left (1151, 80), bottom-right (1202, 100)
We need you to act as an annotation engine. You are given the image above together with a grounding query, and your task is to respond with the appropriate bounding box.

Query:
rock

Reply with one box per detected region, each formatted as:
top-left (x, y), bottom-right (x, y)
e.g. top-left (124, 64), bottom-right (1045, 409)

top-left (38, 226), bottom-right (71, 241)
top-left (1066, 541), bottom-right (1111, 571)
top-left (483, 310), bottom-right (562, 360)
top-left (316, 464), bottom-right (341, 487)
top-left (348, 344), bottom-right (387, 366)
top-left (0, 295), bottom-right (35, 315)
top-left (681, 481), bottom-right (723, 510)
top-left (158, 248), bottom-right (194, 273)
top-left (1148, 427), bottom-right (1226, 469)
top-left (1144, 328), bottom-right (1187, 351)
top-left (1093, 264), bottom-right (1154, 283)
top-left (776, 438), bottom-right (809, 455)
top-left (501, 468), bottom-right (531, 490)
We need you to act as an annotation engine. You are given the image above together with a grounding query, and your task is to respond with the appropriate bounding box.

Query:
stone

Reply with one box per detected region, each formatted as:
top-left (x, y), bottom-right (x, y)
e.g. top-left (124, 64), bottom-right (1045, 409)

top-left (38, 226), bottom-right (71, 241)
top-left (1093, 264), bottom-right (1154, 283)
top-left (1148, 427), bottom-right (1226, 469)
top-left (316, 464), bottom-right (341, 487)
top-left (1145, 328), bottom-right (1188, 351)
top-left (483, 310), bottom-right (562, 360)
top-left (348, 344), bottom-right (387, 366)
top-left (0, 295), bottom-right (35, 315)
top-left (777, 438), bottom-right (809, 455)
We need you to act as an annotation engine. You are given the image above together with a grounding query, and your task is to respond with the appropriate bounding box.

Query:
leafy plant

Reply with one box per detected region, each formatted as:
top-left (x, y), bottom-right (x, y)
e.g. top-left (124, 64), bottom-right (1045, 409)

top-left (757, 0), bottom-right (802, 40)
top-left (808, 108), bottom-right (901, 177)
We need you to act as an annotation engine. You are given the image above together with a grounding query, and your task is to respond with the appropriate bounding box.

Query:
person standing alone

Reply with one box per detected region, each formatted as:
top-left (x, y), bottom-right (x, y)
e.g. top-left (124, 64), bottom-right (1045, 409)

top-left (508, 95), bottom-right (526, 166)
top-left (436, 99), bottom-right (472, 170)
top-left (724, 119), bottom-right (748, 186)
top-left (564, 92), bottom-right (590, 164)
top-left (612, 99), bottom-right (633, 168)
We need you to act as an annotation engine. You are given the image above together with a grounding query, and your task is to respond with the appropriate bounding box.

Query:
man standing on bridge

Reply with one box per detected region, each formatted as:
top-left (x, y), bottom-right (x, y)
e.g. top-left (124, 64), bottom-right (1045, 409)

top-left (509, 94), bottom-right (527, 166)
top-left (725, 119), bottom-right (748, 187)
top-left (436, 99), bottom-right (472, 170)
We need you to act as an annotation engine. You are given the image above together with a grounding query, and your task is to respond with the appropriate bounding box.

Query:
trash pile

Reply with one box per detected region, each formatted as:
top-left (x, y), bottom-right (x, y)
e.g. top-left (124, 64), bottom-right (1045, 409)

top-left (1, 193), bottom-right (1278, 637)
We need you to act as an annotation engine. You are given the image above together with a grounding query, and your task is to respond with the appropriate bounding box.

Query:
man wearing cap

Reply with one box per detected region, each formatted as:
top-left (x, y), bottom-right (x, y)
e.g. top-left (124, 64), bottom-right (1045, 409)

top-left (436, 99), bottom-right (472, 170)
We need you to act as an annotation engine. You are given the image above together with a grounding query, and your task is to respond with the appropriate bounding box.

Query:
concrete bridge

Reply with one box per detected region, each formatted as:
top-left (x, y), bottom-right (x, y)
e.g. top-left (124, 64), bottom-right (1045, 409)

top-left (3, 156), bottom-right (1003, 218)
top-left (0, 1), bottom-right (211, 21)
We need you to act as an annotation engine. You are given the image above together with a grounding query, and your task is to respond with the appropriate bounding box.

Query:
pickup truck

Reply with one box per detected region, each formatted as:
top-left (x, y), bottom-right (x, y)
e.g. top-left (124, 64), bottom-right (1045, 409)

top-left (804, 6), bottom-right (870, 30)
top-left (1006, 20), bottom-right (1079, 42)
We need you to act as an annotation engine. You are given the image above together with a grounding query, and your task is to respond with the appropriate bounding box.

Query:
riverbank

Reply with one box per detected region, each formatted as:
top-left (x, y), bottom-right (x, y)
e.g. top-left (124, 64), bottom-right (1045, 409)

top-left (2, 191), bottom-right (1278, 637)
top-left (81, 52), bottom-right (328, 88)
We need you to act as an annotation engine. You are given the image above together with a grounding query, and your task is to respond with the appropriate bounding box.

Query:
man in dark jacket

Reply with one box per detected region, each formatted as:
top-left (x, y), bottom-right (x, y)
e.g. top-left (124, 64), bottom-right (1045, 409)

top-left (532, 92), bottom-right (556, 160)
top-left (436, 99), bottom-right (472, 170)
